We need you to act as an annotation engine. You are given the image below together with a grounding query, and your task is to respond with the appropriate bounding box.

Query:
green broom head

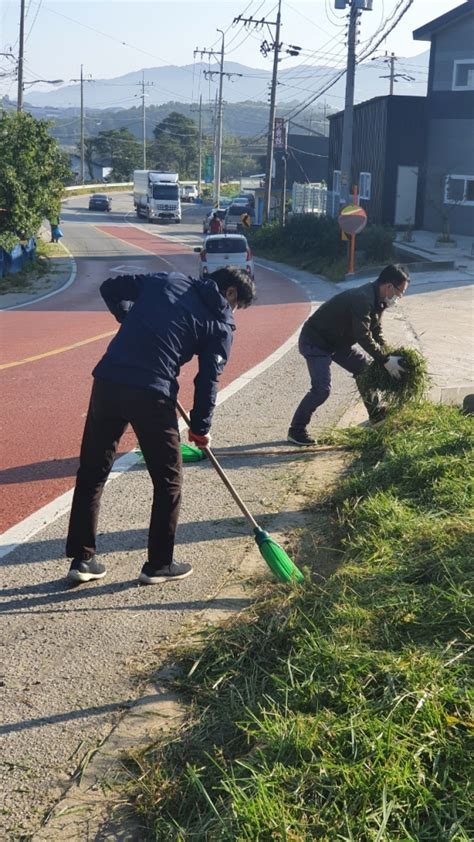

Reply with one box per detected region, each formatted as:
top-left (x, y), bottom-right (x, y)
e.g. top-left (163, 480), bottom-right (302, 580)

top-left (254, 527), bottom-right (304, 583)
top-left (180, 442), bottom-right (206, 462)
top-left (136, 444), bottom-right (206, 463)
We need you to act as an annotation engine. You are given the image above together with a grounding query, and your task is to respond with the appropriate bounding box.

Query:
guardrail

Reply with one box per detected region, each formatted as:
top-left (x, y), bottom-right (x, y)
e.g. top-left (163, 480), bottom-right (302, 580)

top-left (64, 183), bottom-right (132, 196)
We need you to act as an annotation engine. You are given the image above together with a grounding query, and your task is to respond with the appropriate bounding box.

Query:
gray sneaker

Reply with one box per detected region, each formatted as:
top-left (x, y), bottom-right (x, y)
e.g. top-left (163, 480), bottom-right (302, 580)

top-left (139, 561), bottom-right (194, 584)
top-left (67, 557), bottom-right (107, 583)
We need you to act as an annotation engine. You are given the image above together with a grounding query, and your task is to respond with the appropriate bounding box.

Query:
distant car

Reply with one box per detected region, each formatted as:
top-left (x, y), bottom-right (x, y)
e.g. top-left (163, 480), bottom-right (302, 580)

top-left (219, 197), bottom-right (233, 208)
top-left (202, 207), bottom-right (227, 233)
top-left (223, 203), bottom-right (254, 233)
top-left (181, 185), bottom-right (199, 202)
top-left (230, 194), bottom-right (255, 208)
top-left (88, 193), bottom-right (112, 211)
top-left (194, 234), bottom-right (254, 280)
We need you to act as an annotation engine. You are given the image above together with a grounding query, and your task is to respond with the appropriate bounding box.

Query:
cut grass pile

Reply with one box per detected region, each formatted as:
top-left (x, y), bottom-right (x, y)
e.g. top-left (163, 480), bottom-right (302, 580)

top-left (357, 346), bottom-right (431, 409)
top-left (131, 403), bottom-right (473, 841)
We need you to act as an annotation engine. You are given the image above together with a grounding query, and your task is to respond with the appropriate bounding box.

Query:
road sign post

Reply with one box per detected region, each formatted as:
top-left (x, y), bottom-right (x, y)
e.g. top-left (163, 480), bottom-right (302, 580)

top-left (337, 187), bottom-right (367, 275)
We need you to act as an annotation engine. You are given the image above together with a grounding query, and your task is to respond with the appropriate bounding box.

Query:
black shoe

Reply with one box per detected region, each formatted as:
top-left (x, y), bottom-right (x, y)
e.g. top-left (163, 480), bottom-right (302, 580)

top-left (67, 557), bottom-right (107, 583)
top-left (287, 428), bottom-right (316, 446)
top-left (369, 407), bottom-right (387, 428)
top-left (139, 561), bottom-right (194, 584)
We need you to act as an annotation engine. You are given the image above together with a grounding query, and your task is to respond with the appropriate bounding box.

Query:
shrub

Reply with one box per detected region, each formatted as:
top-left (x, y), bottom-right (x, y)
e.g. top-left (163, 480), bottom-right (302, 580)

top-left (358, 224), bottom-right (395, 263)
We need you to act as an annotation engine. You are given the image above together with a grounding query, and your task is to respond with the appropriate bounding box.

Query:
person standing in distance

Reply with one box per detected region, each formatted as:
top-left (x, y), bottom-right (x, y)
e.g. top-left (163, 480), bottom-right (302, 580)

top-left (65, 267), bottom-right (256, 584)
top-left (288, 264), bottom-right (410, 445)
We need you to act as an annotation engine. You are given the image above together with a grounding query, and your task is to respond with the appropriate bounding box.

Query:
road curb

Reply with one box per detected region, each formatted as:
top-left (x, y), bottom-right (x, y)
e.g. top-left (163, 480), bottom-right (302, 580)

top-left (0, 242), bottom-right (77, 312)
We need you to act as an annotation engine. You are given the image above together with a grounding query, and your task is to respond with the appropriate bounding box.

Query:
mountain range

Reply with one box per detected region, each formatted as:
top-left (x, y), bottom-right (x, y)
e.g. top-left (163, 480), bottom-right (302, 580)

top-left (18, 55), bottom-right (429, 111)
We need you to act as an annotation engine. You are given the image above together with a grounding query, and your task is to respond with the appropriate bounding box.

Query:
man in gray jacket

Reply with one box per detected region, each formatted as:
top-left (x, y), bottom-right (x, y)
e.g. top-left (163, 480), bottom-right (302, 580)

top-left (288, 264), bottom-right (409, 445)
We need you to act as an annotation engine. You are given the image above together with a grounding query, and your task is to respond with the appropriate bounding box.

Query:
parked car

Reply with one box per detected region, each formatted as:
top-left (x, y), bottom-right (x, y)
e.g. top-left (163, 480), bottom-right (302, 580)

top-left (223, 203), bottom-right (254, 233)
top-left (194, 234), bottom-right (254, 280)
top-left (180, 185), bottom-right (199, 202)
top-left (230, 194), bottom-right (255, 208)
top-left (88, 193), bottom-right (112, 211)
top-left (202, 207), bottom-right (227, 233)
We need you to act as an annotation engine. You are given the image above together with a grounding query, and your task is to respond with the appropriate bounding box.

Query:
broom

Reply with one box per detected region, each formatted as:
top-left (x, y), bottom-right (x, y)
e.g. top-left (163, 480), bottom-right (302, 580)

top-left (177, 400), bottom-right (304, 584)
top-left (179, 442), bottom-right (344, 462)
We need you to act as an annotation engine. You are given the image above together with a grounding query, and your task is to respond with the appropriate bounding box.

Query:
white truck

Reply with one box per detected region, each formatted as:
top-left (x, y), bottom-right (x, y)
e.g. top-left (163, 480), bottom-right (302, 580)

top-left (133, 171), bottom-right (181, 223)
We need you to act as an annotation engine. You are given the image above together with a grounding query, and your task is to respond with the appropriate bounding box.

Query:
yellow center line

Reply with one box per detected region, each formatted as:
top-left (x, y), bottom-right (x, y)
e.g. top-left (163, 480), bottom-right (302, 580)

top-left (0, 330), bottom-right (115, 370)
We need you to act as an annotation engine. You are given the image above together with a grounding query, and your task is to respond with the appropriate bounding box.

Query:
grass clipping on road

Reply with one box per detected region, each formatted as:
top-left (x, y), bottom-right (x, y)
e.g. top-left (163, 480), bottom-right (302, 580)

top-left (131, 403), bottom-right (473, 841)
top-left (357, 346), bottom-right (431, 409)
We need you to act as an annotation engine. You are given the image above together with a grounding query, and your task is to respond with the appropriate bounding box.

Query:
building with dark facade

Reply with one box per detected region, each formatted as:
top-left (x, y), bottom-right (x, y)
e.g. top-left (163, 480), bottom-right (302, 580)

top-left (328, 1), bottom-right (474, 236)
top-left (328, 95), bottom-right (426, 227)
top-left (413, 0), bottom-right (474, 236)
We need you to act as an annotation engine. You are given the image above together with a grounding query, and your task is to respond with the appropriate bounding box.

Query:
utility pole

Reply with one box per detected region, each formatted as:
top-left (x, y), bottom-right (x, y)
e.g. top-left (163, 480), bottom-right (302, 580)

top-left (338, 1), bottom-right (358, 205)
top-left (377, 52), bottom-right (415, 96)
top-left (195, 40), bottom-right (242, 207)
top-left (80, 65), bottom-right (84, 184)
top-left (197, 94), bottom-right (202, 197)
top-left (17, 0), bottom-right (26, 111)
top-left (388, 52), bottom-right (395, 96)
top-left (70, 67), bottom-right (95, 184)
top-left (138, 71), bottom-right (153, 169)
top-left (234, 0), bottom-right (290, 223)
top-left (191, 93), bottom-right (203, 195)
top-left (279, 123), bottom-right (288, 227)
top-left (264, 0), bottom-right (282, 223)
top-left (337, 0), bottom-right (373, 204)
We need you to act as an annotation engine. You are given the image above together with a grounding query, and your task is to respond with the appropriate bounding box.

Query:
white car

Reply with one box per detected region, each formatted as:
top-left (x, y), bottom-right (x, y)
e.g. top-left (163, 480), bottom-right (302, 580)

top-left (181, 185), bottom-right (198, 202)
top-left (194, 234), bottom-right (254, 280)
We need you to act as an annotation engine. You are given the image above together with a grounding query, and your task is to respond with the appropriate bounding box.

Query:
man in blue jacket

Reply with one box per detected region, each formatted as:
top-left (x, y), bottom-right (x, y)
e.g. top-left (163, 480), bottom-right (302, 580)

top-left (66, 267), bottom-right (255, 585)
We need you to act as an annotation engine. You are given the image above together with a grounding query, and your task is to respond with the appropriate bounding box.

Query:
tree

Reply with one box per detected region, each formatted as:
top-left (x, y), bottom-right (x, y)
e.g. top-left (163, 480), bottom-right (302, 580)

top-left (149, 112), bottom-right (198, 177)
top-left (0, 110), bottom-right (71, 238)
top-left (83, 128), bottom-right (142, 181)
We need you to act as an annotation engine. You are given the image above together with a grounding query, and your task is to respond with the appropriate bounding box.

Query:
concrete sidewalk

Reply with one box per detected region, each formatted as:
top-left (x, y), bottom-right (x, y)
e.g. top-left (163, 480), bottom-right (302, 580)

top-left (394, 229), bottom-right (474, 275)
top-left (1, 255), bottom-right (473, 840)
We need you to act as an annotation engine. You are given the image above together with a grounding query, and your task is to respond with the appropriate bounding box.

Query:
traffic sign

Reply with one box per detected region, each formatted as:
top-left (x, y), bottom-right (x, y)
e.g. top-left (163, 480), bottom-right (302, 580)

top-left (338, 203), bottom-right (367, 235)
top-left (204, 154), bottom-right (214, 184)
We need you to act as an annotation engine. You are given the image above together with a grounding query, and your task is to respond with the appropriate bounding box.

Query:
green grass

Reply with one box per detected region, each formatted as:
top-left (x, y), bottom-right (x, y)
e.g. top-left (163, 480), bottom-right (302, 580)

top-left (0, 237), bottom-right (67, 294)
top-left (130, 403), bottom-right (473, 840)
top-left (357, 347), bottom-right (431, 409)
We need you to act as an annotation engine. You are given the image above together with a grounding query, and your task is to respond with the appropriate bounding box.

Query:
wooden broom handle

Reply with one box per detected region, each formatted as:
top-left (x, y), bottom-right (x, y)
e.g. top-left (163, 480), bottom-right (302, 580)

top-left (176, 400), bottom-right (259, 530)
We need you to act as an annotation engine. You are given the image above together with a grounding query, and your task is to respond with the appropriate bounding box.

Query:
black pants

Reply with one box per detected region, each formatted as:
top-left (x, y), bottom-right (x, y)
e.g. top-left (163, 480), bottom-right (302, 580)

top-left (66, 378), bottom-right (182, 567)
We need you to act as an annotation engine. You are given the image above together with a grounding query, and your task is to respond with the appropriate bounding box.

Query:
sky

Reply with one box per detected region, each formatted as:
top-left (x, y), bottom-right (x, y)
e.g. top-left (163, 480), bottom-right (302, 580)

top-left (0, 0), bottom-right (462, 101)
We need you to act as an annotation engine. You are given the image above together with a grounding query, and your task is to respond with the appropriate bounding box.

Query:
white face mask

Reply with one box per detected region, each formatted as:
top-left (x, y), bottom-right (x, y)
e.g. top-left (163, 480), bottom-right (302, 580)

top-left (383, 294), bottom-right (398, 308)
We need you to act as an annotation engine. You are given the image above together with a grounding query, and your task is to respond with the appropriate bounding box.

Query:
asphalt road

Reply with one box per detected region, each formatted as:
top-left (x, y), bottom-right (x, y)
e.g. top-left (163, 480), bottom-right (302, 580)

top-left (0, 195), bottom-right (309, 533)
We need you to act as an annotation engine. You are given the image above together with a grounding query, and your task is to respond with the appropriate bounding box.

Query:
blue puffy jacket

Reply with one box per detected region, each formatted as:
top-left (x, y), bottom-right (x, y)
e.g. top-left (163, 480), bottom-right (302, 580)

top-left (93, 272), bottom-right (235, 434)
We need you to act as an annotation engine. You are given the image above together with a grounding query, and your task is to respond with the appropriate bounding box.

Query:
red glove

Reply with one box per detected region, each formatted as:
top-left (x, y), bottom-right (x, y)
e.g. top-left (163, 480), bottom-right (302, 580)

top-left (188, 430), bottom-right (211, 448)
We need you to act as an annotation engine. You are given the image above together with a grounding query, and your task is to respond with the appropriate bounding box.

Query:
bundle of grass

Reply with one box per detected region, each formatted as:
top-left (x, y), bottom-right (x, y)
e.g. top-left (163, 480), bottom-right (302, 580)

top-left (357, 346), bottom-right (430, 409)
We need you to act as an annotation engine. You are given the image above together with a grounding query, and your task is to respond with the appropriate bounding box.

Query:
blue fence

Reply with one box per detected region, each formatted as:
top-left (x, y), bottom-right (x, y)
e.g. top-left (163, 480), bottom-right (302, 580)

top-left (0, 238), bottom-right (36, 279)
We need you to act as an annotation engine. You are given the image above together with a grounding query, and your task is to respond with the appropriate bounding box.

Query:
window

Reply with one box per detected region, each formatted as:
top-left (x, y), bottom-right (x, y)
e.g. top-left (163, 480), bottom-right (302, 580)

top-left (205, 237), bottom-right (247, 254)
top-left (333, 169), bottom-right (341, 194)
top-left (444, 175), bottom-right (474, 205)
top-left (359, 172), bottom-right (372, 200)
top-left (452, 60), bottom-right (474, 91)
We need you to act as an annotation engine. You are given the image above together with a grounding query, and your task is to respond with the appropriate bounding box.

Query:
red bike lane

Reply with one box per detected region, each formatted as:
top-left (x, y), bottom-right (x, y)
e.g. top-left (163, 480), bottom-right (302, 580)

top-left (0, 225), bottom-right (310, 534)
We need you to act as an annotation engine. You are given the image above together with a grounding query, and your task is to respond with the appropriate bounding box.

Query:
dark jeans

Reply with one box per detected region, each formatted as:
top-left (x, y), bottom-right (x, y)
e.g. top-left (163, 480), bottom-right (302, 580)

top-left (290, 335), bottom-right (379, 431)
top-left (66, 378), bottom-right (182, 567)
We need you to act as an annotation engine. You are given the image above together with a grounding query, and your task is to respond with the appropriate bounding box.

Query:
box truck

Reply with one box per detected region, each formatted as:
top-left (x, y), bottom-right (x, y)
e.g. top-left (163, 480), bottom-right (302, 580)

top-left (133, 171), bottom-right (181, 223)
